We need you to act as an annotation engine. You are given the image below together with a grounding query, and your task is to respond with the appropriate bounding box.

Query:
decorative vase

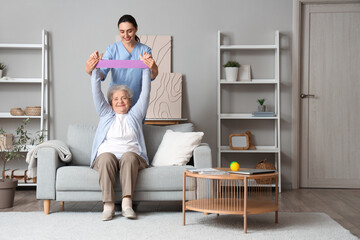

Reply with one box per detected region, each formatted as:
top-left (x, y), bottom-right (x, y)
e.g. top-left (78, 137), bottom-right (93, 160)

top-left (225, 67), bottom-right (239, 81)
top-left (0, 179), bottom-right (18, 208)
top-left (258, 105), bottom-right (266, 112)
top-left (0, 69), bottom-right (3, 78)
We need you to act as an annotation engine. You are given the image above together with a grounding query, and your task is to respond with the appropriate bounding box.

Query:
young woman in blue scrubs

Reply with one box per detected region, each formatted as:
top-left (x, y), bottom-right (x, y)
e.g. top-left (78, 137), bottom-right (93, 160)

top-left (85, 14), bottom-right (158, 106)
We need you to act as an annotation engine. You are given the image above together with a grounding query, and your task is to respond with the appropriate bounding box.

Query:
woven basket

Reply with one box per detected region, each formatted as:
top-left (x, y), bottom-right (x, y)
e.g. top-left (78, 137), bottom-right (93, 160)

top-left (10, 108), bottom-right (25, 116)
top-left (0, 134), bottom-right (13, 150)
top-left (254, 158), bottom-right (276, 184)
top-left (25, 106), bottom-right (41, 116)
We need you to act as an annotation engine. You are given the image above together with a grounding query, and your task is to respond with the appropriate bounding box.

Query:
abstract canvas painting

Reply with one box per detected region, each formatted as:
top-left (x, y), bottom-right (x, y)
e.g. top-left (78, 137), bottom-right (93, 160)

top-left (146, 72), bottom-right (182, 119)
top-left (139, 35), bottom-right (172, 73)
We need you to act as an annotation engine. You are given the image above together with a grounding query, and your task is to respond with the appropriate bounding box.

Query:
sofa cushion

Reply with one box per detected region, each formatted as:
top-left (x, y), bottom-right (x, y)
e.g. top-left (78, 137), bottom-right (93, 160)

top-left (136, 165), bottom-right (193, 191)
top-left (67, 124), bottom-right (97, 166)
top-left (56, 166), bottom-right (100, 191)
top-left (143, 123), bottom-right (194, 164)
top-left (56, 165), bottom-right (194, 192)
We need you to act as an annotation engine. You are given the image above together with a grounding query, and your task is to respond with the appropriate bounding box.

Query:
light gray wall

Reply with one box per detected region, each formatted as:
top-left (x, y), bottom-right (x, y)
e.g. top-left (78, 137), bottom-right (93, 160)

top-left (0, 0), bottom-right (293, 188)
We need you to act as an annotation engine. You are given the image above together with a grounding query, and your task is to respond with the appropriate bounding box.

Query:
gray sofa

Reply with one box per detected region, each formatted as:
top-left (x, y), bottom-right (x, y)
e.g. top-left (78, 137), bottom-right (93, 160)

top-left (36, 123), bottom-right (212, 214)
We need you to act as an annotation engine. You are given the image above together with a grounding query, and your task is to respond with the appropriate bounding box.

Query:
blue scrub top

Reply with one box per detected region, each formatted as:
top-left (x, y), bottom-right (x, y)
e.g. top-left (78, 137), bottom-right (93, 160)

top-left (100, 41), bottom-right (152, 105)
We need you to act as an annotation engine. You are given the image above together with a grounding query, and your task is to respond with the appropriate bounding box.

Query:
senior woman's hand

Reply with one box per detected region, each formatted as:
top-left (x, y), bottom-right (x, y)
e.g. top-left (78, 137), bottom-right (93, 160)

top-left (140, 52), bottom-right (158, 79)
top-left (85, 51), bottom-right (103, 75)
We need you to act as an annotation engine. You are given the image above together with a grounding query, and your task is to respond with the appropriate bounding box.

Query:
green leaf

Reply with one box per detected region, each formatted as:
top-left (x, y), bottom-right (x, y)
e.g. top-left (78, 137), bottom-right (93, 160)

top-left (224, 61), bottom-right (240, 68)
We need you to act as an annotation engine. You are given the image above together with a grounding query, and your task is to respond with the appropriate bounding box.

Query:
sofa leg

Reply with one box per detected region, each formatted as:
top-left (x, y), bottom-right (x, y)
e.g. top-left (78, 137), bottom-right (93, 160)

top-left (44, 200), bottom-right (50, 215)
top-left (59, 201), bottom-right (64, 211)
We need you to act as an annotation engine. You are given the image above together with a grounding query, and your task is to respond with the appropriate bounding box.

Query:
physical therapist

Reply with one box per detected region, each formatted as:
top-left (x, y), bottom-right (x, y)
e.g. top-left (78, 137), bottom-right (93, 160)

top-left (85, 14), bottom-right (158, 105)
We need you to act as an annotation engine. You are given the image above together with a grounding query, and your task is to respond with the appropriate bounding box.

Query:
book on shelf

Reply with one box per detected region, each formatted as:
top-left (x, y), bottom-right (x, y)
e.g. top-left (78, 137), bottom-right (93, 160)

top-left (187, 168), bottom-right (229, 175)
top-left (252, 111), bottom-right (275, 117)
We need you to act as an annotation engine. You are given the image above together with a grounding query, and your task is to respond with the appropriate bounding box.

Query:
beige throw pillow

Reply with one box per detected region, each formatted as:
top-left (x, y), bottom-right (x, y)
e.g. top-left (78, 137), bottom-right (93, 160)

top-left (151, 130), bottom-right (204, 166)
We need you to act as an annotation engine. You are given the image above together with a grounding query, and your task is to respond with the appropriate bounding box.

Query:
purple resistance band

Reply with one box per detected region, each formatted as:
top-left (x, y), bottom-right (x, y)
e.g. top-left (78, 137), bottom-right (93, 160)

top-left (95, 60), bottom-right (148, 69)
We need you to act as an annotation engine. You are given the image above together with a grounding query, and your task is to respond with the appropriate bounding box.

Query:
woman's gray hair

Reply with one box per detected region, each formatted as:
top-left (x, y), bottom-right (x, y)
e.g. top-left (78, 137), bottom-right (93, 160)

top-left (107, 84), bottom-right (133, 106)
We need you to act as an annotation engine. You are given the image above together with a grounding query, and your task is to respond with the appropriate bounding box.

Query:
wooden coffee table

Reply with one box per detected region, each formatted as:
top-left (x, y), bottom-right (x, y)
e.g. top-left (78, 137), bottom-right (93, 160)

top-left (182, 168), bottom-right (279, 233)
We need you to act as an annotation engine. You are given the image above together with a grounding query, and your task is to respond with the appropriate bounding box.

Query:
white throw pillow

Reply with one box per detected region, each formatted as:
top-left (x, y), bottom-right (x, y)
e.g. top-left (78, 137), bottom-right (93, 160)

top-left (151, 130), bottom-right (204, 166)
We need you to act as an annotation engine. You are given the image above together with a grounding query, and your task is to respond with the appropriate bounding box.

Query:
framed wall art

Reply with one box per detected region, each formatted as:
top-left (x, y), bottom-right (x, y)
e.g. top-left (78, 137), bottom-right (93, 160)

top-left (229, 133), bottom-right (250, 150)
top-left (239, 65), bottom-right (251, 81)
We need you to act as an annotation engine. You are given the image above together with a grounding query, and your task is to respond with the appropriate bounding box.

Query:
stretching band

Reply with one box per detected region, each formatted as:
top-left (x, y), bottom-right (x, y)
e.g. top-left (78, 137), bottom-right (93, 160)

top-left (95, 60), bottom-right (148, 69)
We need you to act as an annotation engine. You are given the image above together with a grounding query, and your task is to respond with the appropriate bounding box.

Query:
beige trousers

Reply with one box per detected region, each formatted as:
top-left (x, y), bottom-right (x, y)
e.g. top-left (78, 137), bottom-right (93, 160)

top-left (92, 152), bottom-right (147, 203)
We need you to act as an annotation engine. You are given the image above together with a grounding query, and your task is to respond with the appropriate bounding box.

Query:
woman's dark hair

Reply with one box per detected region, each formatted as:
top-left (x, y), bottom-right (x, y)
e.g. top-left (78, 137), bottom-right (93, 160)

top-left (118, 14), bottom-right (140, 42)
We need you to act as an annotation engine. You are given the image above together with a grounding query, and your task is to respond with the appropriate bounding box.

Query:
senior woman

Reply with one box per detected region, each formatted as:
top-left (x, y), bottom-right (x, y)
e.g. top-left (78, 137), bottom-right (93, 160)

top-left (88, 59), bottom-right (151, 221)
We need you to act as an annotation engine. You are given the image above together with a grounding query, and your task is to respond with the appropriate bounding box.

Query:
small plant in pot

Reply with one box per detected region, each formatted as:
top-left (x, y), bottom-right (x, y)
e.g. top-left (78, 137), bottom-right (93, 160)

top-left (0, 62), bottom-right (6, 78)
top-left (224, 61), bottom-right (240, 82)
top-left (257, 98), bottom-right (266, 112)
top-left (0, 118), bottom-right (45, 208)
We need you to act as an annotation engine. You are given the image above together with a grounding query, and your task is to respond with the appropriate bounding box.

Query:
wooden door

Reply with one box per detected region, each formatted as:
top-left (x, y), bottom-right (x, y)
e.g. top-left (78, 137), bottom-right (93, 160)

top-left (300, 3), bottom-right (360, 188)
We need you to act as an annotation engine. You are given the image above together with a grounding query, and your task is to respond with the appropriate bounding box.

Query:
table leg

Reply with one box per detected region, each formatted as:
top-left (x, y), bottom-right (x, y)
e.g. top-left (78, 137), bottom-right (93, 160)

top-left (244, 177), bottom-right (248, 233)
top-left (217, 179), bottom-right (220, 216)
top-left (182, 172), bottom-right (186, 226)
top-left (275, 174), bottom-right (279, 223)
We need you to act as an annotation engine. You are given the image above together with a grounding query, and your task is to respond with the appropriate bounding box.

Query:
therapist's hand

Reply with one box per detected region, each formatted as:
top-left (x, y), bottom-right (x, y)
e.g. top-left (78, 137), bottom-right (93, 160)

top-left (140, 52), bottom-right (158, 79)
top-left (140, 52), bottom-right (154, 68)
top-left (85, 51), bottom-right (103, 75)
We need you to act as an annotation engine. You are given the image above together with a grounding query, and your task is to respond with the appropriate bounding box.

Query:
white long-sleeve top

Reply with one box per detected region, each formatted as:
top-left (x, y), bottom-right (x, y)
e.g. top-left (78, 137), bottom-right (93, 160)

top-left (97, 113), bottom-right (140, 158)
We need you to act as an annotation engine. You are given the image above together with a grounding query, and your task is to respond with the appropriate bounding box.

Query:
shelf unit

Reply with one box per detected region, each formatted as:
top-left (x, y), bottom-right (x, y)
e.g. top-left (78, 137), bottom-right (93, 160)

top-left (0, 29), bottom-right (49, 186)
top-left (217, 30), bottom-right (281, 190)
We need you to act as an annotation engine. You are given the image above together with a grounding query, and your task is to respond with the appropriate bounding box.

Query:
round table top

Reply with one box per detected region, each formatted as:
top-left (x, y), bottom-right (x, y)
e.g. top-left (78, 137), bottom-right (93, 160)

top-left (185, 168), bottom-right (278, 180)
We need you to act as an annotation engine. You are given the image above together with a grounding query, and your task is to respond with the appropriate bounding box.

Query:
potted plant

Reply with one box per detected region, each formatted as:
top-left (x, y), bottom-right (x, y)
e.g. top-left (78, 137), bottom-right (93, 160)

top-left (0, 62), bottom-right (6, 78)
top-left (0, 118), bottom-right (44, 208)
top-left (257, 98), bottom-right (266, 112)
top-left (224, 61), bottom-right (240, 81)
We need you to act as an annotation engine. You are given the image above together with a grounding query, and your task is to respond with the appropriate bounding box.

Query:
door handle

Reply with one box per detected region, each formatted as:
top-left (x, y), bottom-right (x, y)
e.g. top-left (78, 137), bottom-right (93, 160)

top-left (300, 93), bottom-right (315, 99)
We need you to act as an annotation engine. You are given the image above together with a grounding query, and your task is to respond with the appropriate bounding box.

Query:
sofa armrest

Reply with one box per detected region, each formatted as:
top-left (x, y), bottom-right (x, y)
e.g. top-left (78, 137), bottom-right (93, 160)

top-left (193, 143), bottom-right (212, 168)
top-left (36, 147), bottom-right (66, 200)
